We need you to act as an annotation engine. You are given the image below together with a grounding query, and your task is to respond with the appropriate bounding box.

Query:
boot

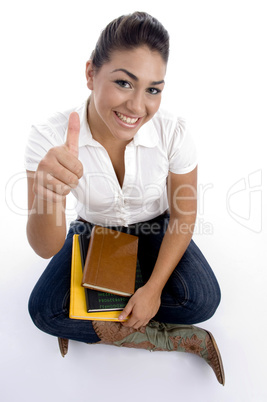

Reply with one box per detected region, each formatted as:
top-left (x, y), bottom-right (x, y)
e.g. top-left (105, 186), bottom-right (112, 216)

top-left (58, 337), bottom-right (69, 357)
top-left (92, 320), bottom-right (225, 385)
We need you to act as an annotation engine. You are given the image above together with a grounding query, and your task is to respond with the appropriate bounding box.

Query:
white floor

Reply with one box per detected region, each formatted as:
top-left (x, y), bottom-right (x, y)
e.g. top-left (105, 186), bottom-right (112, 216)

top-left (1, 1), bottom-right (267, 401)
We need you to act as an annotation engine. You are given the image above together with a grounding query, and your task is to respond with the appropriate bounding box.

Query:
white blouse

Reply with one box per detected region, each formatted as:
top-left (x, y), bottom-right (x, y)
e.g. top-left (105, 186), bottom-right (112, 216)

top-left (25, 100), bottom-right (197, 226)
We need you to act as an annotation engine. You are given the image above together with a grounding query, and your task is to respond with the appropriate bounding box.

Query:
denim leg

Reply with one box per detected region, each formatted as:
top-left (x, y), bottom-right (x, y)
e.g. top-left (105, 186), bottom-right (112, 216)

top-left (155, 239), bottom-right (221, 324)
top-left (137, 216), bottom-right (221, 325)
top-left (28, 217), bottom-right (221, 340)
top-left (28, 222), bottom-right (100, 343)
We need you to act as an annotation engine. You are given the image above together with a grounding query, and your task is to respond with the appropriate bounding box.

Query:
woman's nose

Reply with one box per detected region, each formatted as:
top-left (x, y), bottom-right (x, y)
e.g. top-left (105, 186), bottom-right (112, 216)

top-left (126, 91), bottom-right (145, 116)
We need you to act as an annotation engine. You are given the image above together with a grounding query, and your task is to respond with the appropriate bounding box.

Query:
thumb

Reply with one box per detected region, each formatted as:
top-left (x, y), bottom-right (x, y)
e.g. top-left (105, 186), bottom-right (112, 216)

top-left (118, 300), bottom-right (134, 321)
top-left (65, 112), bottom-right (80, 157)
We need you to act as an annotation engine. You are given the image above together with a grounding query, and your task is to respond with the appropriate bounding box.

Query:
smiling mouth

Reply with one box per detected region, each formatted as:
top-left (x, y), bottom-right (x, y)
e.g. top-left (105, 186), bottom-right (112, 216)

top-left (115, 111), bottom-right (139, 125)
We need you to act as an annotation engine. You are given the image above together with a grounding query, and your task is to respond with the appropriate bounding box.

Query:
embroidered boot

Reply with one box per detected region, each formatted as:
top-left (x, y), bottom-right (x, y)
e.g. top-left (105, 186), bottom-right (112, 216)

top-left (92, 320), bottom-right (225, 385)
top-left (58, 337), bottom-right (69, 357)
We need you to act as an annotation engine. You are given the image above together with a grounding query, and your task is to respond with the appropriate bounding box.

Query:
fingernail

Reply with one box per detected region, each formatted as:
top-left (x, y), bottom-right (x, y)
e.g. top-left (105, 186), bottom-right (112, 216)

top-left (118, 315), bottom-right (123, 320)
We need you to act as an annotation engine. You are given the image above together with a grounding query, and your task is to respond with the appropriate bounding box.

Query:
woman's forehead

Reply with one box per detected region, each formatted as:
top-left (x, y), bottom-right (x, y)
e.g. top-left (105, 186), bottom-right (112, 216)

top-left (103, 46), bottom-right (167, 79)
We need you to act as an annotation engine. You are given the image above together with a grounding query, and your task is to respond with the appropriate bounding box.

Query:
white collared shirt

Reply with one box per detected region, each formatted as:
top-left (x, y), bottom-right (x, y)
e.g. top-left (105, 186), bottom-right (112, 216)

top-left (25, 100), bottom-right (197, 226)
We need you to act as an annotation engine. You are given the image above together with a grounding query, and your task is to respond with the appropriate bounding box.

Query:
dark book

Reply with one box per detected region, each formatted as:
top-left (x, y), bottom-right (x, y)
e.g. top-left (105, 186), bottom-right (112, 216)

top-left (79, 233), bottom-right (143, 313)
top-left (81, 226), bottom-right (138, 296)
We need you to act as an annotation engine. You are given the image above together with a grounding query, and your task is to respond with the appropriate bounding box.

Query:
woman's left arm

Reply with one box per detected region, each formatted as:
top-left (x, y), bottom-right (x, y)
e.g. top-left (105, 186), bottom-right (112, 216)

top-left (119, 166), bottom-right (198, 328)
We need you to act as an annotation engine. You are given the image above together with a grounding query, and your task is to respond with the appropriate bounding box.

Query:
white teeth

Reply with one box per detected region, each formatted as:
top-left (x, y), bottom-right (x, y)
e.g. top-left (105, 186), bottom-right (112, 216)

top-left (116, 112), bottom-right (138, 124)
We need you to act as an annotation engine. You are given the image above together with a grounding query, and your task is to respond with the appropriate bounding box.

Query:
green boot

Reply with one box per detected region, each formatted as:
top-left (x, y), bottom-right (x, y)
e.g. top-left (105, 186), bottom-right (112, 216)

top-left (92, 320), bottom-right (225, 385)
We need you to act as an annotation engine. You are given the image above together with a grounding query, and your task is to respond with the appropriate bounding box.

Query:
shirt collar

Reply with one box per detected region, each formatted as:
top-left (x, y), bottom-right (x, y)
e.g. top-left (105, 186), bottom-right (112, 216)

top-left (132, 117), bottom-right (159, 148)
top-left (65, 99), bottom-right (159, 149)
top-left (78, 99), bottom-right (102, 147)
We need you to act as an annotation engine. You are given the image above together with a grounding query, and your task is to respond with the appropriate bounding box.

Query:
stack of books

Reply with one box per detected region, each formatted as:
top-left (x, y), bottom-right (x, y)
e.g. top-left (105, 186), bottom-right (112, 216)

top-left (69, 226), bottom-right (143, 322)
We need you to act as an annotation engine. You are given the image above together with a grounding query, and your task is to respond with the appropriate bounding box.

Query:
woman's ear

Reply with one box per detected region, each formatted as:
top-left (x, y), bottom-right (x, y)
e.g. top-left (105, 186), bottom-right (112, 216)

top-left (85, 60), bottom-right (94, 90)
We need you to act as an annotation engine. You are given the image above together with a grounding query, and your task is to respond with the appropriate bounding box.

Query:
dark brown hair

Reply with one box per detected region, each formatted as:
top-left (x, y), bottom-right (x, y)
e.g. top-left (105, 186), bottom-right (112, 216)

top-left (91, 12), bottom-right (169, 70)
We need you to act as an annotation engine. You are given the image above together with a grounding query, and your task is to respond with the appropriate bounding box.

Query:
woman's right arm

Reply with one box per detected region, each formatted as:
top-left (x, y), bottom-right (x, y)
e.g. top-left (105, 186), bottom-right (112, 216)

top-left (26, 112), bottom-right (83, 259)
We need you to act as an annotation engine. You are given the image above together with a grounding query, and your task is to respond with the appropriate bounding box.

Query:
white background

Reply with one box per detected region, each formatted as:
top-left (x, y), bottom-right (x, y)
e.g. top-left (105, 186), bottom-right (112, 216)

top-left (1, 0), bottom-right (266, 401)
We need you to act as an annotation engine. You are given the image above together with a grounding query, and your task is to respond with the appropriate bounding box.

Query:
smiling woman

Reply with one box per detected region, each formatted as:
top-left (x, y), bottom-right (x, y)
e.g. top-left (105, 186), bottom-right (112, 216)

top-left (25, 11), bottom-right (224, 385)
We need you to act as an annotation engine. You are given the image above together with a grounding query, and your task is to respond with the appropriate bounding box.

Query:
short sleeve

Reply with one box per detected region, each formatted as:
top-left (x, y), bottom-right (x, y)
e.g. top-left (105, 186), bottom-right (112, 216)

top-left (24, 124), bottom-right (64, 171)
top-left (168, 118), bottom-right (198, 174)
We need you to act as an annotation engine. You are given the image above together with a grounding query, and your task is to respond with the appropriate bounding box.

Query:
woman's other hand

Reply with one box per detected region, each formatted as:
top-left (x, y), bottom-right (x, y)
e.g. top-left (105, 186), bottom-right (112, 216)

top-left (118, 284), bottom-right (161, 329)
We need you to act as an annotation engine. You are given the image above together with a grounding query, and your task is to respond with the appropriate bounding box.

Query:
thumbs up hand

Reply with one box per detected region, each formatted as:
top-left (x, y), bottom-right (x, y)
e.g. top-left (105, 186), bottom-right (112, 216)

top-left (33, 112), bottom-right (83, 203)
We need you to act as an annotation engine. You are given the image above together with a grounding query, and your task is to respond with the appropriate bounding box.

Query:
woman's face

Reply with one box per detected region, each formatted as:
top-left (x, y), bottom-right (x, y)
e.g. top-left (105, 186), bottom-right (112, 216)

top-left (86, 46), bottom-right (167, 142)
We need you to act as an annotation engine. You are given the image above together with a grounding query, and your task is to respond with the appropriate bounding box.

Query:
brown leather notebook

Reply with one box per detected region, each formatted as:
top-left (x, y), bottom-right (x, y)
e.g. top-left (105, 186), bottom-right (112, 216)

top-left (81, 226), bottom-right (138, 297)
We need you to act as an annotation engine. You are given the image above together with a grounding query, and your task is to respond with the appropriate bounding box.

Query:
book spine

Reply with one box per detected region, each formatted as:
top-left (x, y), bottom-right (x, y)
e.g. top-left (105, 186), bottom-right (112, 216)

top-left (95, 230), bottom-right (104, 285)
top-left (69, 235), bottom-right (78, 318)
top-left (84, 226), bottom-right (103, 285)
top-left (83, 227), bottom-right (95, 284)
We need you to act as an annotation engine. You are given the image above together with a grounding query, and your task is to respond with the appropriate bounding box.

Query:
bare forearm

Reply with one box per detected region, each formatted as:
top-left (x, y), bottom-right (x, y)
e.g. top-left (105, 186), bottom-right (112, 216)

top-left (145, 215), bottom-right (195, 294)
top-left (27, 197), bottom-right (67, 258)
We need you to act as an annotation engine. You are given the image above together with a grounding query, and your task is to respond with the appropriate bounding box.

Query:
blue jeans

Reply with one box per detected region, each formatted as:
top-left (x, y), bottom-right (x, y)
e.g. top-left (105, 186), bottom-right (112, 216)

top-left (28, 214), bottom-right (221, 343)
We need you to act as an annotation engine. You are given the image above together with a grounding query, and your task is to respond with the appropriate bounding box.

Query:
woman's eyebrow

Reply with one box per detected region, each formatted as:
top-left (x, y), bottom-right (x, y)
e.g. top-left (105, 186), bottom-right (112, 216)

top-left (112, 68), bottom-right (138, 81)
top-left (111, 68), bottom-right (164, 85)
top-left (150, 79), bottom-right (165, 85)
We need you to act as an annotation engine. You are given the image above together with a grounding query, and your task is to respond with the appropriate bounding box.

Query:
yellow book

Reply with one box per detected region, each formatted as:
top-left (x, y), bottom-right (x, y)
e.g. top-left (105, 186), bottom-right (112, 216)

top-left (69, 234), bottom-right (126, 321)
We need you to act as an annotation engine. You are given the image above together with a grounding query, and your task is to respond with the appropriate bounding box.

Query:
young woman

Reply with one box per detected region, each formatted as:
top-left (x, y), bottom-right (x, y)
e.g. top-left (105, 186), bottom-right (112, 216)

top-left (25, 12), bottom-right (224, 385)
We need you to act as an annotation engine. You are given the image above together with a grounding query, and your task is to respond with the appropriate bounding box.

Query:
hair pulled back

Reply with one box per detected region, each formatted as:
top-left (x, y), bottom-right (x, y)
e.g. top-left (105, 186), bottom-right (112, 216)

top-left (91, 12), bottom-right (169, 70)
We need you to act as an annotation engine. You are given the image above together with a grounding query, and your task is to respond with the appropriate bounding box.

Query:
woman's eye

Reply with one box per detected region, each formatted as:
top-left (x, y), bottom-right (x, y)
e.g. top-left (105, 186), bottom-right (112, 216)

top-left (147, 87), bottom-right (161, 95)
top-left (115, 80), bottom-right (131, 88)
